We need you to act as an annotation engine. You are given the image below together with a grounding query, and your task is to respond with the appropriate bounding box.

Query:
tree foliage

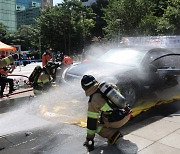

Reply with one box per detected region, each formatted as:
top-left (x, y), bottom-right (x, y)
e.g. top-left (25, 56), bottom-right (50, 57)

top-left (2, 0), bottom-right (179, 54)
top-left (5, 25), bottom-right (39, 51)
top-left (103, 0), bottom-right (180, 38)
top-left (90, 0), bottom-right (109, 37)
top-left (37, 0), bottom-right (95, 55)
top-left (0, 23), bottom-right (7, 41)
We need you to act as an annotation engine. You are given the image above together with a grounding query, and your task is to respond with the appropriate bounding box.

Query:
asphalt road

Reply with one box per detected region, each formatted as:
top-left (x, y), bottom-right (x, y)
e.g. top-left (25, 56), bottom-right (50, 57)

top-left (1, 60), bottom-right (180, 153)
top-left (0, 91), bottom-right (180, 154)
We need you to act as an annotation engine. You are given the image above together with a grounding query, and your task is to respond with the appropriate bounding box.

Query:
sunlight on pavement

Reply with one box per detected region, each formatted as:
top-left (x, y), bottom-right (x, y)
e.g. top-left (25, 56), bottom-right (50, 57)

top-left (38, 91), bottom-right (180, 128)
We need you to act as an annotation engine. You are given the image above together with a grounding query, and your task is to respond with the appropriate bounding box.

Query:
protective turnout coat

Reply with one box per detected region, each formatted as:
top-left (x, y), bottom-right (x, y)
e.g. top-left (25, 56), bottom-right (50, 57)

top-left (0, 56), bottom-right (14, 67)
top-left (85, 83), bottom-right (131, 140)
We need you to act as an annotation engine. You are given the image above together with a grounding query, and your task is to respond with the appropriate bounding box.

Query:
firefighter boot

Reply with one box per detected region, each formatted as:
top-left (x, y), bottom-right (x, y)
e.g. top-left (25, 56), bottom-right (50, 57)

top-left (108, 131), bottom-right (123, 145)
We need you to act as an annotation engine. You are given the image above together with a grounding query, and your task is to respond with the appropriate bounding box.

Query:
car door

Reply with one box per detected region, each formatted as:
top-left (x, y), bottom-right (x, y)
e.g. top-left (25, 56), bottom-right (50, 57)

top-left (150, 53), bottom-right (180, 89)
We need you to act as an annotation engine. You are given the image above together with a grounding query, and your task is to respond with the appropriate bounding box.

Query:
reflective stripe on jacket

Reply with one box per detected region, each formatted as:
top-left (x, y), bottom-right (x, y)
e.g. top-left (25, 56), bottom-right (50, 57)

top-left (37, 72), bottom-right (50, 84)
top-left (87, 92), bottom-right (113, 139)
top-left (85, 82), bottom-right (121, 139)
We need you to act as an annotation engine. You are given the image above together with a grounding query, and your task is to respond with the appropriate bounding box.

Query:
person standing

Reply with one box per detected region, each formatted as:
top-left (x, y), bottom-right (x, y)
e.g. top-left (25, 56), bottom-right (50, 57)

top-left (81, 75), bottom-right (132, 152)
top-left (0, 65), bottom-right (16, 97)
top-left (42, 47), bottom-right (52, 67)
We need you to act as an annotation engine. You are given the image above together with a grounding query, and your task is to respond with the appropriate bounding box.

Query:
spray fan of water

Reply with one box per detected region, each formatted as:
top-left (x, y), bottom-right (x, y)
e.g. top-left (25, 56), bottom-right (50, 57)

top-left (23, 83), bottom-right (88, 124)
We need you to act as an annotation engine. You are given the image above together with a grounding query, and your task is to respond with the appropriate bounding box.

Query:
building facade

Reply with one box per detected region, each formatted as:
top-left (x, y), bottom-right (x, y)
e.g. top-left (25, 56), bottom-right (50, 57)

top-left (16, 0), bottom-right (41, 29)
top-left (16, 0), bottom-right (41, 10)
top-left (0, 0), bottom-right (16, 31)
top-left (16, 0), bottom-right (53, 29)
top-left (17, 7), bottom-right (41, 28)
top-left (0, 0), bottom-right (53, 31)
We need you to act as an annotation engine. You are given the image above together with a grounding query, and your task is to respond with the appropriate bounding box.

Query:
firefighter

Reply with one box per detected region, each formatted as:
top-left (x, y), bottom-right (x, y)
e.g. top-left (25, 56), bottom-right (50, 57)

top-left (0, 54), bottom-right (18, 97)
top-left (55, 51), bottom-right (64, 62)
top-left (81, 75), bottom-right (132, 152)
top-left (44, 61), bottom-right (60, 82)
top-left (0, 54), bottom-right (18, 68)
top-left (56, 55), bottom-right (73, 80)
top-left (0, 65), bottom-right (16, 97)
top-left (29, 62), bottom-right (60, 94)
top-left (60, 55), bottom-right (73, 72)
top-left (42, 47), bottom-right (52, 67)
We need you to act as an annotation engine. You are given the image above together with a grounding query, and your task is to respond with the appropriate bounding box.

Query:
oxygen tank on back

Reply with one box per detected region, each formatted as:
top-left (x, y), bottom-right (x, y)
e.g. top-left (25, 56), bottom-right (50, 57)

top-left (99, 82), bottom-right (127, 108)
top-left (29, 66), bottom-right (42, 85)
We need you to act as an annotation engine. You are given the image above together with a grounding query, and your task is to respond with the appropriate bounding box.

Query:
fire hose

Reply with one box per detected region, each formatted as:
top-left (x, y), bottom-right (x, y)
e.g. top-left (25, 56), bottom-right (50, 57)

top-left (0, 74), bottom-right (33, 98)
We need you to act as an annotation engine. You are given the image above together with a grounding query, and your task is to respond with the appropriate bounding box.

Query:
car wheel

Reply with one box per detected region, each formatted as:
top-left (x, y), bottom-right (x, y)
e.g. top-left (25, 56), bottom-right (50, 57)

top-left (118, 83), bottom-right (138, 107)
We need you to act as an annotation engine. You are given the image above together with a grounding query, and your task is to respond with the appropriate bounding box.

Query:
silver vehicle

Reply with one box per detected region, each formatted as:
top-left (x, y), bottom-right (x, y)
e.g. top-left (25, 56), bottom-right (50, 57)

top-left (61, 47), bottom-right (180, 106)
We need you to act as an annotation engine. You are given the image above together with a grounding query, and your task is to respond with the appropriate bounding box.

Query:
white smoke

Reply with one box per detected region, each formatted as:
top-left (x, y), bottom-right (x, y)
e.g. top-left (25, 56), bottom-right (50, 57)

top-left (1, 39), bottom-right (180, 133)
top-left (23, 83), bottom-right (88, 123)
top-left (82, 43), bottom-right (112, 61)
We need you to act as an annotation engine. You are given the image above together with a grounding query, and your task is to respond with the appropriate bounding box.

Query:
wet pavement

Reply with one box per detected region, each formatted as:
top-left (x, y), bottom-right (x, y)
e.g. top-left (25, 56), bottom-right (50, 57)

top-left (0, 73), bottom-right (180, 154)
top-left (0, 97), bottom-right (180, 154)
top-left (1, 61), bottom-right (180, 153)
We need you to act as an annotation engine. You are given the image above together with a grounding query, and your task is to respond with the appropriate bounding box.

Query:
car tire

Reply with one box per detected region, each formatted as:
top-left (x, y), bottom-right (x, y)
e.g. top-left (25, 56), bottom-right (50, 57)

top-left (118, 83), bottom-right (138, 107)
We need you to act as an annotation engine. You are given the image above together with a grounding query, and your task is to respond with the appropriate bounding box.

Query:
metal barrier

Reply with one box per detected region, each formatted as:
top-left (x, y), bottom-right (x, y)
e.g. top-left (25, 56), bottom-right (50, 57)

top-left (14, 59), bottom-right (42, 66)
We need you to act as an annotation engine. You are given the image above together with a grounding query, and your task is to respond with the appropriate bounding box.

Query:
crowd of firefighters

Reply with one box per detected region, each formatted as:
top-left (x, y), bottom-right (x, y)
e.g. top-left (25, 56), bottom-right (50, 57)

top-left (0, 48), bottom-right (132, 152)
top-left (0, 48), bottom-right (73, 97)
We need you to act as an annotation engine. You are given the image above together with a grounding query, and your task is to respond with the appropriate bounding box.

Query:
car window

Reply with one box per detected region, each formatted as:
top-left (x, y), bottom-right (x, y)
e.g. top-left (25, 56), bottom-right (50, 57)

top-left (151, 54), bottom-right (180, 69)
top-left (97, 48), bottom-right (145, 66)
top-left (141, 48), bottom-right (174, 65)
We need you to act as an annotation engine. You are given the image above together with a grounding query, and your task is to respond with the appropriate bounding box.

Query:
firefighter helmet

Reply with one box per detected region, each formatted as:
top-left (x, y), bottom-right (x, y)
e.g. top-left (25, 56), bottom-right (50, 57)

top-left (62, 56), bottom-right (73, 65)
top-left (81, 75), bottom-right (97, 90)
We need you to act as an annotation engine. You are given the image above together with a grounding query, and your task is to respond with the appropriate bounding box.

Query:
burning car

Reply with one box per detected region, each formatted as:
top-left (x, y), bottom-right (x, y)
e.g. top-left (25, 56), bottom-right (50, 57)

top-left (61, 47), bottom-right (180, 106)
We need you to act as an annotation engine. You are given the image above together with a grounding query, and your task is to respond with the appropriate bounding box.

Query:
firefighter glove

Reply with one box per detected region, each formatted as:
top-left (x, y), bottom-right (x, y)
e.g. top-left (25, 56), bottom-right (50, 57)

top-left (124, 105), bottom-right (132, 115)
top-left (83, 138), bottom-right (94, 152)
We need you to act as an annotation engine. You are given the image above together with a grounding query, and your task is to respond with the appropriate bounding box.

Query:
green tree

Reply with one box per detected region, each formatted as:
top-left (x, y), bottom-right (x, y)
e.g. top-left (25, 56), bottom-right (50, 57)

top-left (103, 0), bottom-right (180, 38)
top-left (8, 25), bottom-right (39, 51)
top-left (103, 0), bottom-right (154, 38)
top-left (162, 0), bottom-right (180, 34)
top-left (37, 0), bottom-right (95, 55)
top-left (91, 0), bottom-right (109, 37)
top-left (137, 0), bottom-right (179, 35)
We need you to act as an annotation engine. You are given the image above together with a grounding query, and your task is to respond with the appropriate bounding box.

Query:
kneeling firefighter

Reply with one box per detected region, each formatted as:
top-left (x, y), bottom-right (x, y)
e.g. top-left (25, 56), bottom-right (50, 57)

top-left (29, 62), bottom-right (60, 94)
top-left (81, 75), bottom-right (132, 152)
